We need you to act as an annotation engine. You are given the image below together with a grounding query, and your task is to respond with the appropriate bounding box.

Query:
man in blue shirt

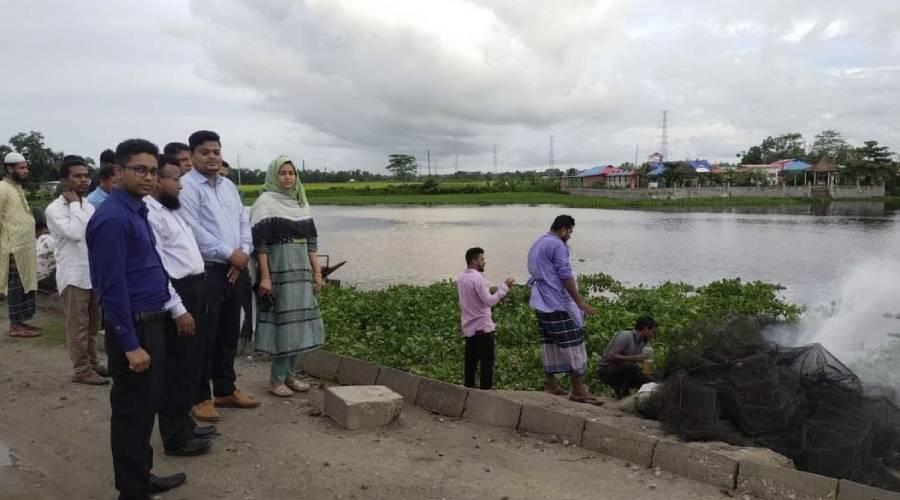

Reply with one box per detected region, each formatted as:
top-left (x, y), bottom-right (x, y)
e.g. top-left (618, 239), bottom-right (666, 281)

top-left (87, 139), bottom-right (193, 500)
top-left (179, 130), bottom-right (258, 421)
top-left (86, 156), bottom-right (118, 208)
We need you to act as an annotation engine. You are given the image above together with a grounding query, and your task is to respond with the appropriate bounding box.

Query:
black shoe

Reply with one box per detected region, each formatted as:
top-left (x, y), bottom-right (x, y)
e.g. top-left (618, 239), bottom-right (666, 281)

top-left (164, 438), bottom-right (211, 457)
top-left (149, 472), bottom-right (186, 493)
top-left (192, 424), bottom-right (219, 439)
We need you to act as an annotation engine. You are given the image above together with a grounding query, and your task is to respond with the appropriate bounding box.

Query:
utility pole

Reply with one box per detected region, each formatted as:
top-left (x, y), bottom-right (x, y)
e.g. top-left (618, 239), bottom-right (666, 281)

top-left (455, 155), bottom-right (458, 171)
top-left (301, 159), bottom-right (306, 171)
top-left (634, 144), bottom-right (638, 168)
top-left (236, 153), bottom-right (242, 188)
top-left (493, 144), bottom-right (498, 180)
top-left (660, 109), bottom-right (669, 161)
top-left (549, 135), bottom-right (555, 170)
top-left (427, 149), bottom-right (431, 177)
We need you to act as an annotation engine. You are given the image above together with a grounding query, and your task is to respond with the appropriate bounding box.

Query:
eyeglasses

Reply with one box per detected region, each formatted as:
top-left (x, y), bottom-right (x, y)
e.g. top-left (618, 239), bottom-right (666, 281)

top-left (122, 165), bottom-right (158, 177)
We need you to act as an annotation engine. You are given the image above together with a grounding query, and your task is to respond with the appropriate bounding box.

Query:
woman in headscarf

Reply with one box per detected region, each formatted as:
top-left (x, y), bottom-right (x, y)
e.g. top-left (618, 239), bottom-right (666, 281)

top-left (250, 156), bottom-right (325, 397)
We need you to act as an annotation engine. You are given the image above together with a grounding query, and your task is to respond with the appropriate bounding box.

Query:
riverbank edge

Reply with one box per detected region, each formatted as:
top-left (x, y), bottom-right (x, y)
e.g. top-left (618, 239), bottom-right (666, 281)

top-left (299, 349), bottom-right (898, 500)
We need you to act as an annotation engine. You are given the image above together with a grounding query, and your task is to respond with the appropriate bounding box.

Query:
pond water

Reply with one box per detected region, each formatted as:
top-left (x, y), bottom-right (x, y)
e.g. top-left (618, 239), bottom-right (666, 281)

top-left (310, 201), bottom-right (899, 308)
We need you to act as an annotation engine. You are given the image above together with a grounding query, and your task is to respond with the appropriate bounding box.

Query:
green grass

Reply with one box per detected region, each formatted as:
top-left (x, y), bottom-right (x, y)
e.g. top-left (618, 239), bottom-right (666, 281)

top-left (302, 191), bottom-right (814, 208)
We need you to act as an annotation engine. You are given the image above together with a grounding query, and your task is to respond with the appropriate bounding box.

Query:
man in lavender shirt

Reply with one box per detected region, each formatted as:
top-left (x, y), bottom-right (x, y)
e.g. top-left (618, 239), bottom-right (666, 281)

top-left (457, 247), bottom-right (514, 390)
top-left (527, 215), bottom-right (599, 404)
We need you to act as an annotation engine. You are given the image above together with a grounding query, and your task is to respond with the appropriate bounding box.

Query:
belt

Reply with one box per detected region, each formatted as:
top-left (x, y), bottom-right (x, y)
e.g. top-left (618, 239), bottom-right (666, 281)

top-left (205, 262), bottom-right (230, 270)
top-left (173, 272), bottom-right (206, 284)
top-left (474, 330), bottom-right (494, 336)
top-left (132, 310), bottom-right (167, 324)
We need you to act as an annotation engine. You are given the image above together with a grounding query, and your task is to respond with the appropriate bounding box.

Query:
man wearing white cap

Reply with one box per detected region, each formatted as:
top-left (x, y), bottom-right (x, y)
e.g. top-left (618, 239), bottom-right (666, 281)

top-left (1, 152), bottom-right (40, 337)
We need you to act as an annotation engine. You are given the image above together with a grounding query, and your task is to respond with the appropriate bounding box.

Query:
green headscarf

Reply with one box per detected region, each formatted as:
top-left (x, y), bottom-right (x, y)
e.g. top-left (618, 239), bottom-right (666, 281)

top-left (263, 155), bottom-right (309, 208)
top-left (250, 156), bottom-right (313, 227)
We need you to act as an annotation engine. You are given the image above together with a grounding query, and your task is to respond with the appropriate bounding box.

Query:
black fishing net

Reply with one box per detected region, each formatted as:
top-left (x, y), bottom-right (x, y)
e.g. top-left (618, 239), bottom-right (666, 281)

top-left (642, 317), bottom-right (900, 491)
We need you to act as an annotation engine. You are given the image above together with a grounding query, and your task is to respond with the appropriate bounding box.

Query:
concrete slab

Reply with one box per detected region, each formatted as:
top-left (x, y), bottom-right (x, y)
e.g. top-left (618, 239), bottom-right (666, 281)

top-left (375, 367), bottom-right (423, 404)
top-left (463, 390), bottom-right (523, 429)
top-left (581, 418), bottom-right (658, 467)
top-left (323, 385), bottom-right (403, 430)
top-left (301, 350), bottom-right (343, 381)
top-left (737, 460), bottom-right (838, 500)
top-left (415, 378), bottom-right (469, 418)
top-left (336, 356), bottom-right (381, 386)
top-left (838, 480), bottom-right (900, 500)
top-left (652, 440), bottom-right (737, 489)
top-left (518, 405), bottom-right (585, 445)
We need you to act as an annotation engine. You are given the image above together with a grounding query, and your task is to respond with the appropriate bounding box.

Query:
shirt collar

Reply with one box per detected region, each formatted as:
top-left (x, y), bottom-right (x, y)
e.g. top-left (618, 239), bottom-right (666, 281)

top-left (189, 167), bottom-right (220, 186)
top-left (110, 187), bottom-right (146, 213)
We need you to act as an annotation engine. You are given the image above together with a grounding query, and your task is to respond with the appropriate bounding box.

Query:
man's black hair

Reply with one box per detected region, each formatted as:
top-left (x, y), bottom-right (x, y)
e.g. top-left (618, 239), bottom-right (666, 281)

top-left (115, 139), bottom-right (159, 168)
top-left (58, 155), bottom-right (88, 180)
top-left (96, 163), bottom-right (116, 181)
top-left (465, 247), bottom-right (484, 264)
top-left (99, 149), bottom-right (116, 165)
top-left (188, 130), bottom-right (220, 151)
top-left (163, 142), bottom-right (190, 156)
top-left (221, 160), bottom-right (230, 168)
top-left (634, 315), bottom-right (657, 332)
top-left (158, 154), bottom-right (180, 168)
top-left (550, 215), bottom-right (576, 231)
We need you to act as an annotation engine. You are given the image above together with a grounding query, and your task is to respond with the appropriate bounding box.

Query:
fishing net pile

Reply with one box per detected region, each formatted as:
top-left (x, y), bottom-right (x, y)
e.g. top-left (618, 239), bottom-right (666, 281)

top-left (640, 317), bottom-right (900, 491)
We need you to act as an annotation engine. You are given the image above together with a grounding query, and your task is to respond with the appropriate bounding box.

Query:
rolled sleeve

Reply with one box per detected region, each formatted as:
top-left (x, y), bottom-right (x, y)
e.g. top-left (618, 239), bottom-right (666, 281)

top-left (551, 243), bottom-right (574, 281)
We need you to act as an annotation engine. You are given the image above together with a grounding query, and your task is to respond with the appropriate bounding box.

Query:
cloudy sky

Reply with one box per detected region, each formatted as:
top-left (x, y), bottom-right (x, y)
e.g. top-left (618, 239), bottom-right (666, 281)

top-left (3, 0), bottom-right (899, 172)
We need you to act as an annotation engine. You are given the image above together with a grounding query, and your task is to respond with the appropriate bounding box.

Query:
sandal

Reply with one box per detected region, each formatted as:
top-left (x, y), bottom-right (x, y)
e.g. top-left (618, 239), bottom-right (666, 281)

top-left (269, 384), bottom-right (292, 397)
top-left (286, 377), bottom-right (309, 393)
top-left (568, 394), bottom-right (604, 406)
top-left (544, 385), bottom-right (568, 396)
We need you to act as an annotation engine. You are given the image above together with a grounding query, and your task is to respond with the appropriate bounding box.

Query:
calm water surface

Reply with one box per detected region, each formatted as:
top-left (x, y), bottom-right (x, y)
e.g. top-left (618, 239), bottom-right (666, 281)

top-left (310, 202), bottom-right (898, 307)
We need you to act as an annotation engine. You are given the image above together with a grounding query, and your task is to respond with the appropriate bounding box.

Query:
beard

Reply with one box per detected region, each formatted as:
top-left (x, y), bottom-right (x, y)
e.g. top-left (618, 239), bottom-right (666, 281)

top-left (9, 171), bottom-right (27, 184)
top-left (158, 193), bottom-right (181, 210)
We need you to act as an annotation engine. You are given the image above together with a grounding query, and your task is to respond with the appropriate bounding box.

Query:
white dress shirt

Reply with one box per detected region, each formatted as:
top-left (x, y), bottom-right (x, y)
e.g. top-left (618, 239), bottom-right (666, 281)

top-left (145, 195), bottom-right (206, 279)
top-left (45, 195), bottom-right (95, 293)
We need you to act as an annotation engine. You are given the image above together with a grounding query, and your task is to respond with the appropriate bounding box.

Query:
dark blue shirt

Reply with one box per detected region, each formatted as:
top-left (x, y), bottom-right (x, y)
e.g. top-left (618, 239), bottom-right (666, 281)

top-left (87, 188), bottom-right (170, 351)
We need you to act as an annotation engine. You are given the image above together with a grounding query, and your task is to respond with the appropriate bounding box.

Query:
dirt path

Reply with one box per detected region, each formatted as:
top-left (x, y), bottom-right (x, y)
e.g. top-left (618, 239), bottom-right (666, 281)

top-left (0, 304), bottom-right (732, 500)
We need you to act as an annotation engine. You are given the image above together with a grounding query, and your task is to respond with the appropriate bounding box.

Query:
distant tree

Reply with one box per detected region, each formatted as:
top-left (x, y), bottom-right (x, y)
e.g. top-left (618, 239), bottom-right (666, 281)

top-left (543, 168), bottom-right (562, 178)
top-left (739, 133), bottom-right (806, 164)
top-left (565, 167), bottom-right (580, 176)
top-left (844, 140), bottom-right (897, 185)
top-left (808, 129), bottom-right (851, 164)
top-left (386, 154), bottom-right (417, 181)
top-left (6, 131), bottom-right (65, 184)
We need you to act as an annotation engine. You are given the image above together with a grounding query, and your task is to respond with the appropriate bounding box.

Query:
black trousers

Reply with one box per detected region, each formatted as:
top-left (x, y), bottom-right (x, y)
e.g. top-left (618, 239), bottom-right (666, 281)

top-left (597, 363), bottom-right (650, 398)
top-left (196, 264), bottom-right (244, 402)
top-left (158, 274), bottom-right (205, 450)
top-left (464, 332), bottom-right (495, 390)
top-left (106, 311), bottom-right (166, 499)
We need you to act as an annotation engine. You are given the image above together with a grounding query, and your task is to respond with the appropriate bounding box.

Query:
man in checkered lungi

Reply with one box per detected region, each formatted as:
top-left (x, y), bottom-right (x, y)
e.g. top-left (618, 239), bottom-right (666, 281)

top-left (1, 152), bottom-right (40, 338)
top-left (527, 215), bottom-right (600, 405)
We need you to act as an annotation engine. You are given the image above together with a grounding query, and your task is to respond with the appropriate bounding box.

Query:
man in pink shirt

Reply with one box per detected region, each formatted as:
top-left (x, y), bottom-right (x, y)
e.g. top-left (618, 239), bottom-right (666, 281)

top-left (457, 247), bottom-right (514, 390)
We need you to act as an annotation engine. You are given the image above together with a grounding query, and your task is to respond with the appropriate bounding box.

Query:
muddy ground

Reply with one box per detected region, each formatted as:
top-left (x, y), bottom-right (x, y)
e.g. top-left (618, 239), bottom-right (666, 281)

top-left (0, 297), bottom-right (733, 500)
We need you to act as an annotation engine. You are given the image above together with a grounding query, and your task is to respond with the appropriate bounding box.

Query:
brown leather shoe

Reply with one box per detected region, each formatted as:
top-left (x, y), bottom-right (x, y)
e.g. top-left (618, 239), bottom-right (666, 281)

top-left (21, 322), bottom-right (42, 332)
top-left (8, 324), bottom-right (40, 338)
top-left (192, 400), bottom-right (220, 422)
top-left (215, 389), bottom-right (259, 409)
top-left (73, 372), bottom-right (110, 385)
top-left (93, 364), bottom-right (110, 378)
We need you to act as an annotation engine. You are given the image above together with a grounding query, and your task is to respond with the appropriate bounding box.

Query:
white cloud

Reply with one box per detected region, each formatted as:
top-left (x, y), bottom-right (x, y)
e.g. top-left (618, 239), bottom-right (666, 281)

top-left (2, 0), bottom-right (900, 170)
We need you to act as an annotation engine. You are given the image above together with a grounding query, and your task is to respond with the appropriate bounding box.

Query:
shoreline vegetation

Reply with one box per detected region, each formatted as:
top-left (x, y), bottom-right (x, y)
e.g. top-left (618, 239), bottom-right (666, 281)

top-left (234, 181), bottom-right (900, 209)
top-left (319, 273), bottom-right (801, 393)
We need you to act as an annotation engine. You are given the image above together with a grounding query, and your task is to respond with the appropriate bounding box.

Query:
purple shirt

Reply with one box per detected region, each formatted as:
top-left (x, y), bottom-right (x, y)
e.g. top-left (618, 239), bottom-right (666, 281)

top-left (527, 233), bottom-right (583, 327)
top-left (457, 268), bottom-right (509, 337)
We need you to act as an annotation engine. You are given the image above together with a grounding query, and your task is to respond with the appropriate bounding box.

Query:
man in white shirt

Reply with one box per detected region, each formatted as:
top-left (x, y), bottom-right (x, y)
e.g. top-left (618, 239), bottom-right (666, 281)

top-left (45, 156), bottom-right (108, 385)
top-left (145, 156), bottom-right (216, 457)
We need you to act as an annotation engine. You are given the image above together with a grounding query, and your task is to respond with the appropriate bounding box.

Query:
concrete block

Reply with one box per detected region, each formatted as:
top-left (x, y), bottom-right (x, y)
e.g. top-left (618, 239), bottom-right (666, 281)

top-left (293, 350), bottom-right (313, 373)
top-left (737, 460), bottom-right (838, 500)
top-left (302, 350), bottom-right (343, 381)
top-left (839, 480), bottom-right (900, 500)
top-left (652, 440), bottom-right (737, 489)
top-left (415, 378), bottom-right (469, 418)
top-left (518, 405), bottom-right (585, 445)
top-left (323, 385), bottom-right (403, 430)
top-left (463, 390), bottom-right (523, 429)
top-left (375, 367), bottom-right (423, 403)
top-left (336, 357), bottom-right (381, 386)
top-left (581, 419), bottom-right (658, 467)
